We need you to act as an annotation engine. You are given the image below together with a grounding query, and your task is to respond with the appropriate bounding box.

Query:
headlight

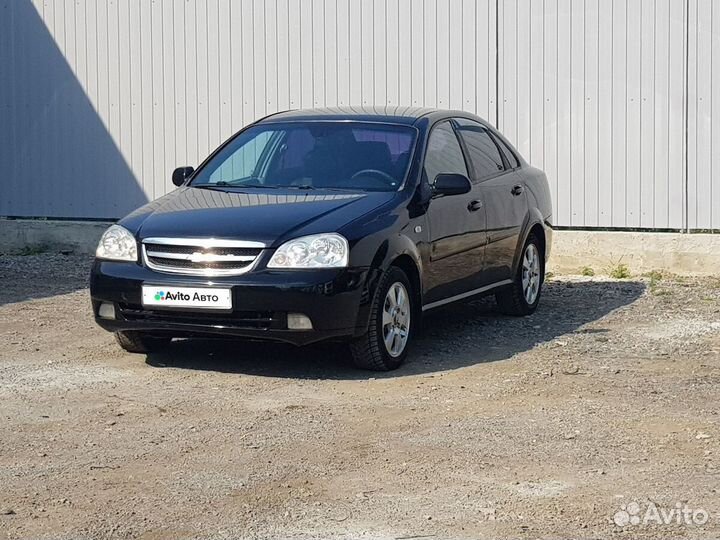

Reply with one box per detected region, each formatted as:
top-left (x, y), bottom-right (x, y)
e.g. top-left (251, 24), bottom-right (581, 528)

top-left (95, 225), bottom-right (138, 262)
top-left (268, 233), bottom-right (349, 268)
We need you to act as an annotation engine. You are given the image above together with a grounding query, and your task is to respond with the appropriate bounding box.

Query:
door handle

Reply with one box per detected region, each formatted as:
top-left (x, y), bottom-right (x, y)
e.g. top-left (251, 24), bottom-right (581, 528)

top-left (511, 184), bottom-right (524, 196)
top-left (467, 199), bottom-right (483, 212)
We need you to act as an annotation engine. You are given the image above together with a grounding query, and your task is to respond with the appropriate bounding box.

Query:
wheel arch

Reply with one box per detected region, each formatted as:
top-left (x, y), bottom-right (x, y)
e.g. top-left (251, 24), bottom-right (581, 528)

top-left (389, 253), bottom-right (423, 317)
top-left (511, 211), bottom-right (547, 278)
top-left (354, 234), bottom-right (424, 335)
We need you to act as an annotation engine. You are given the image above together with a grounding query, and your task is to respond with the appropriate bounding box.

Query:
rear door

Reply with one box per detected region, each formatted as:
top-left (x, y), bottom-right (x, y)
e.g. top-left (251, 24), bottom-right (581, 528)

top-left (422, 121), bottom-right (486, 304)
top-left (454, 119), bottom-right (528, 285)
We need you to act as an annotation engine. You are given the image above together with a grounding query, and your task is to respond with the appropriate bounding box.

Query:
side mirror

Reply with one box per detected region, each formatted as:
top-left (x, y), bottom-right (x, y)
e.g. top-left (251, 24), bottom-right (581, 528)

top-left (172, 166), bottom-right (194, 186)
top-left (432, 173), bottom-right (472, 197)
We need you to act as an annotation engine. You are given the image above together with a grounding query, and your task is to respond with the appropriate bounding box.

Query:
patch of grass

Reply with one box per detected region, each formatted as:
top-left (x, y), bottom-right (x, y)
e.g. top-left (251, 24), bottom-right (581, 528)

top-left (580, 266), bottom-right (595, 277)
top-left (16, 244), bottom-right (48, 256)
top-left (641, 270), bottom-right (683, 296)
top-left (652, 288), bottom-right (673, 296)
top-left (643, 270), bottom-right (665, 282)
top-left (643, 270), bottom-right (664, 294)
top-left (609, 262), bottom-right (631, 279)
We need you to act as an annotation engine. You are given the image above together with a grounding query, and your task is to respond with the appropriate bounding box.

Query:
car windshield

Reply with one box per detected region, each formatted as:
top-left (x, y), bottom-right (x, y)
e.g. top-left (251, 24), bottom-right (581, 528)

top-left (190, 122), bottom-right (417, 192)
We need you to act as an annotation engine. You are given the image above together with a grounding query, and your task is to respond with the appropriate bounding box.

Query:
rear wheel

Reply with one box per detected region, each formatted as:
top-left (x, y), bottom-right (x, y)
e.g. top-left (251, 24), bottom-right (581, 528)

top-left (495, 233), bottom-right (543, 316)
top-left (114, 331), bottom-right (171, 353)
top-left (350, 267), bottom-right (413, 371)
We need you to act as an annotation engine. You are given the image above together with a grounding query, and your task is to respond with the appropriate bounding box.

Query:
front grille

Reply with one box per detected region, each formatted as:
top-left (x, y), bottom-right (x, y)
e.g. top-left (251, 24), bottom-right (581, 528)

top-left (119, 304), bottom-right (285, 330)
top-left (145, 256), bottom-right (254, 271)
top-left (143, 244), bottom-right (260, 257)
top-left (142, 237), bottom-right (265, 276)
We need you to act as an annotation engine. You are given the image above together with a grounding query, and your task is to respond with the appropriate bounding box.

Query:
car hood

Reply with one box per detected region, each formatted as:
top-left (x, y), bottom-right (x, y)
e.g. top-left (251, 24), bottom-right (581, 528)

top-left (120, 186), bottom-right (396, 246)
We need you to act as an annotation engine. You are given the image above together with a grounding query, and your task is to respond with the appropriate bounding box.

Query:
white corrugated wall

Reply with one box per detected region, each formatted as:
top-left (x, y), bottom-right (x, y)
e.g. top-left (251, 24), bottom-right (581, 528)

top-left (688, 0), bottom-right (720, 230)
top-left (0, 0), bottom-right (718, 230)
top-left (499, 0), bottom-right (688, 229)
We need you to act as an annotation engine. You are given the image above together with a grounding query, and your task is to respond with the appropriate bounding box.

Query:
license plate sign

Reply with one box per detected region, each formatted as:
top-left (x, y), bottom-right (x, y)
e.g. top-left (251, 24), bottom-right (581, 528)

top-left (141, 285), bottom-right (232, 310)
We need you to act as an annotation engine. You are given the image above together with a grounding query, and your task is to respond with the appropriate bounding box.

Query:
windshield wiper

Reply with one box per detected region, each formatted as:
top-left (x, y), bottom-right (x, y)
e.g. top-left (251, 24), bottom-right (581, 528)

top-left (193, 181), bottom-right (278, 189)
top-left (284, 185), bottom-right (359, 192)
top-left (191, 183), bottom-right (232, 191)
top-left (234, 182), bottom-right (279, 189)
top-left (194, 182), bottom-right (356, 192)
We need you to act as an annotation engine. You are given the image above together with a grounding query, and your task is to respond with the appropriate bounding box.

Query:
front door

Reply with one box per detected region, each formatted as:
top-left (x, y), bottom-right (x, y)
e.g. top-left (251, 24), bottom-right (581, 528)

top-left (423, 121), bottom-right (487, 305)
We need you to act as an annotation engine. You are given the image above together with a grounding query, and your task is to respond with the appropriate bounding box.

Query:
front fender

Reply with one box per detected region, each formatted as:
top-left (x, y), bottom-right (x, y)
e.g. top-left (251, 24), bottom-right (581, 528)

top-left (352, 233), bottom-right (423, 336)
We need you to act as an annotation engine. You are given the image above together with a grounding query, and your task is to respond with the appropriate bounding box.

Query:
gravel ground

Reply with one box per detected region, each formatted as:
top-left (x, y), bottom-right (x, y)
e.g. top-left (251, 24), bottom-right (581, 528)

top-left (1, 253), bottom-right (720, 539)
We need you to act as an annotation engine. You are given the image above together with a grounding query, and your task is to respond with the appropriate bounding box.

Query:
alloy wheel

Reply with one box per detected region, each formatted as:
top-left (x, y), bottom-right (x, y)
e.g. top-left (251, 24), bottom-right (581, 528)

top-left (521, 243), bottom-right (541, 305)
top-left (382, 282), bottom-right (411, 357)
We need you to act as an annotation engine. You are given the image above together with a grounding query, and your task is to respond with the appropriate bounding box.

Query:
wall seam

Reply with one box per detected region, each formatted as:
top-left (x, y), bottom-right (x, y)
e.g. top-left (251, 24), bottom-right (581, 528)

top-left (683, 0), bottom-right (690, 232)
top-left (495, 0), bottom-right (500, 129)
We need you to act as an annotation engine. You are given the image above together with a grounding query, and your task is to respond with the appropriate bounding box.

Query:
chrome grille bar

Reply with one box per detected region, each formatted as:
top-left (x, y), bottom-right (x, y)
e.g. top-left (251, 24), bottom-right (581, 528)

top-left (143, 237), bottom-right (265, 249)
top-left (145, 251), bottom-right (257, 263)
top-left (141, 237), bottom-right (266, 276)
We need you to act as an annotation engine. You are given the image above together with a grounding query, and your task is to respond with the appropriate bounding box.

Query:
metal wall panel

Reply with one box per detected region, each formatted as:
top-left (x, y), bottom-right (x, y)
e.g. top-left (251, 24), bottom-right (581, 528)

top-left (688, 0), bottom-right (720, 230)
top-left (0, 0), bottom-right (497, 219)
top-left (499, 0), bottom-right (688, 229)
top-left (0, 0), bottom-right (716, 230)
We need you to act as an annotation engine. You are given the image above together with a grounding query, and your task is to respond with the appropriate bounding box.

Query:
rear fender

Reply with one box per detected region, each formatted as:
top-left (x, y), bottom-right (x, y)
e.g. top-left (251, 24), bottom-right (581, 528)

top-left (511, 208), bottom-right (548, 277)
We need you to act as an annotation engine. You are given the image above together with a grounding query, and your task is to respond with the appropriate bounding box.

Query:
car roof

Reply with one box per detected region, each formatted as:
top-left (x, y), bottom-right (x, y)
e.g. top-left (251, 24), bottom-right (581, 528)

top-left (258, 106), bottom-right (484, 126)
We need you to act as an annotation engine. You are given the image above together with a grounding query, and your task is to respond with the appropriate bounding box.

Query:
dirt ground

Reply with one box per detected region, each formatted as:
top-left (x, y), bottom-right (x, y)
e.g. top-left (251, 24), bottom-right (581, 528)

top-left (1, 253), bottom-right (720, 540)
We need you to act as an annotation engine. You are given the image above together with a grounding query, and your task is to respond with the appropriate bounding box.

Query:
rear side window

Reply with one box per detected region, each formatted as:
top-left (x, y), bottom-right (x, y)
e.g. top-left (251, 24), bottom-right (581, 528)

top-left (495, 135), bottom-right (520, 169)
top-left (423, 121), bottom-right (468, 184)
top-left (454, 119), bottom-right (505, 181)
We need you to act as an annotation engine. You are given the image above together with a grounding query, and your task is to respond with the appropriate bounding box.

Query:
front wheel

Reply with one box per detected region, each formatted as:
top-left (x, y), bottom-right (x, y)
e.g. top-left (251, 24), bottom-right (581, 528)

top-left (114, 331), bottom-right (171, 353)
top-left (350, 267), bottom-right (414, 371)
top-left (495, 233), bottom-right (544, 316)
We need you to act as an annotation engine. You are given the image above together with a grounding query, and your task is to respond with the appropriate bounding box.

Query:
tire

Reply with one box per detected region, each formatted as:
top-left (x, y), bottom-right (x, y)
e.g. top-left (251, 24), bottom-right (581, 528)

top-left (350, 266), bottom-right (414, 371)
top-left (495, 233), bottom-right (544, 316)
top-left (114, 331), bottom-right (171, 354)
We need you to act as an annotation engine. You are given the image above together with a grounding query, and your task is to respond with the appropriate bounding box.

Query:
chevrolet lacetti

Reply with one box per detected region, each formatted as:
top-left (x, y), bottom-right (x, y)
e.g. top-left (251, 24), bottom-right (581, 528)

top-left (90, 107), bottom-right (553, 371)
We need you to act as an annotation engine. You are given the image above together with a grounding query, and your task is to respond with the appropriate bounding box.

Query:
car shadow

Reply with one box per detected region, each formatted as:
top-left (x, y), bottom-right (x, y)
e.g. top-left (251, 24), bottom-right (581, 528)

top-left (144, 279), bottom-right (646, 379)
top-left (0, 254), bottom-right (93, 307)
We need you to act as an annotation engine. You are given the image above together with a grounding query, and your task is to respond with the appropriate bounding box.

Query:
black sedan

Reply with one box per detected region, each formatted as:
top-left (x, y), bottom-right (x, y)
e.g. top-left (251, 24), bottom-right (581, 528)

top-left (90, 107), bottom-right (552, 371)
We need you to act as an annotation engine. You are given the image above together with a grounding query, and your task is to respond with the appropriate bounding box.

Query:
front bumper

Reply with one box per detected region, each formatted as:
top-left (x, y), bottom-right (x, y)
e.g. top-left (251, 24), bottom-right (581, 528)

top-left (90, 261), bottom-right (372, 346)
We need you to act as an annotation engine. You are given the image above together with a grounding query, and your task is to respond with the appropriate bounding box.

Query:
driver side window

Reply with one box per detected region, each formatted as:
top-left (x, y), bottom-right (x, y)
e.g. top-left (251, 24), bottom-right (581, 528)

top-left (209, 130), bottom-right (274, 183)
top-left (423, 122), bottom-right (468, 185)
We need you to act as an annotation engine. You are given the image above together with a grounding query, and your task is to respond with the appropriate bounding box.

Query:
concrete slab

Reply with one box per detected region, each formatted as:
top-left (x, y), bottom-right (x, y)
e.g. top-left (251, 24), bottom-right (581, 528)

top-left (0, 219), bottom-right (111, 255)
top-left (548, 230), bottom-right (720, 277)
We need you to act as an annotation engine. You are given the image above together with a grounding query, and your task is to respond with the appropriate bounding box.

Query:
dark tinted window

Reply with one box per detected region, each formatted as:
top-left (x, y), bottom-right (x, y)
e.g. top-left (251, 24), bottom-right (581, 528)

top-left (191, 122), bottom-right (416, 192)
top-left (495, 135), bottom-right (520, 169)
top-left (455, 119), bottom-right (505, 180)
top-left (423, 122), bottom-right (468, 184)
